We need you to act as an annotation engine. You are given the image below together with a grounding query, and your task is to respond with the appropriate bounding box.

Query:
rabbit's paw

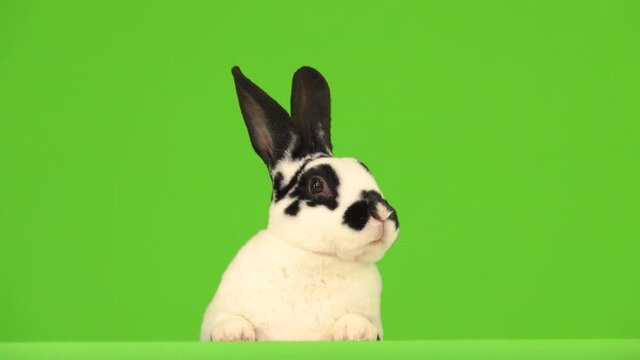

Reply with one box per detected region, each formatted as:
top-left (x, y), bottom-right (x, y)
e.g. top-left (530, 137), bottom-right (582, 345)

top-left (332, 313), bottom-right (378, 341)
top-left (212, 316), bottom-right (256, 342)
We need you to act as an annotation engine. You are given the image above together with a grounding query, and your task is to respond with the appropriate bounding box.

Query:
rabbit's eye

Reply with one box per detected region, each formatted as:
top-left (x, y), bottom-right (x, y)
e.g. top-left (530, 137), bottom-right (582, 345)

top-left (309, 176), bottom-right (326, 196)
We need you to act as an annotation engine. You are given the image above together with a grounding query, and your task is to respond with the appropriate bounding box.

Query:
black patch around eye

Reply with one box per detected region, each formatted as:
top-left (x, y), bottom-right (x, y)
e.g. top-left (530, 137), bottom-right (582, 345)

top-left (284, 164), bottom-right (340, 216)
top-left (273, 158), bottom-right (313, 203)
top-left (284, 200), bottom-right (300, 216)
top-left (343, 200), bottom-right (370, 230)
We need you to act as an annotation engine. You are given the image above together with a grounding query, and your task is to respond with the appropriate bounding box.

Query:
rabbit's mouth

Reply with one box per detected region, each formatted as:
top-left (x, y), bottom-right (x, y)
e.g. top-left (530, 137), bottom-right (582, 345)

top-left (366, 222), bottom-right (385, 246)
top-left (364, 217), bottom-right (398, 249)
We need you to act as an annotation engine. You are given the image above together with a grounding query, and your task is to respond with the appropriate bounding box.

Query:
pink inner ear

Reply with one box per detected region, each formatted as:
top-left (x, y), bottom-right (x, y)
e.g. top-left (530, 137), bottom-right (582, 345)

top-left (255, 123), bottom-right (273, 161)
top-left (244, 95), bottom-right (275, 163)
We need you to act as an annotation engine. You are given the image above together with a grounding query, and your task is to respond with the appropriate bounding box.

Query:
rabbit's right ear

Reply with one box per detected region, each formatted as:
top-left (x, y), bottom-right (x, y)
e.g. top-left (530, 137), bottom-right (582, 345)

top-left (290, 66), bottom-right (332, 155)
top-left (231, 66), bottom-right (299, 169)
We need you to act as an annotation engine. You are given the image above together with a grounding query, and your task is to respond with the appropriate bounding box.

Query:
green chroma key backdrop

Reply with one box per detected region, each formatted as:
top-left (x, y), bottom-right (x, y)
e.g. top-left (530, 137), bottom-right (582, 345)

top-left (1, 0), bottom-right (639, 341)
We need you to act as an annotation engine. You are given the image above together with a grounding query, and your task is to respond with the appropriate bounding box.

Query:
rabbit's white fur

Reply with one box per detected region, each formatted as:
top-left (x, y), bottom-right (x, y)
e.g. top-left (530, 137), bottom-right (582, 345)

top-left (200, 229), bottom-right (383, 341)
top-left (200, 67), bottom-right (398, 341)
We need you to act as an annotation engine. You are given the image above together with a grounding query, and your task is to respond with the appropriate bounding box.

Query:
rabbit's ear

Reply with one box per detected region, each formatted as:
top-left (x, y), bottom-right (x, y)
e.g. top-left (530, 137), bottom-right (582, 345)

top-left (291, 67), bottom-right (332, 155)
top-left (232, 66), bottom-right (298, 169)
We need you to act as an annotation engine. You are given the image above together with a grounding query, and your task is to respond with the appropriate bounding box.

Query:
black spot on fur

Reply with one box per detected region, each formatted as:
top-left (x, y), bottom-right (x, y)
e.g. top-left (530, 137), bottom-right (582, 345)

top-left (343, 200), bottom-right (370, 230)
top-left (284, 200), bottom-right (300, 216)
top-left (377, 334), bottom-right (381, 341)
top-left (381, 198), bottom-right (399, 229)
top-left (361, 190), bottom-right (383, 203)
top-left (272, 172), bottom-right (283, 200)
top-left (343, 190), bottom-right (399, 230)
top-left (388, 210), bottom-right (399, 229)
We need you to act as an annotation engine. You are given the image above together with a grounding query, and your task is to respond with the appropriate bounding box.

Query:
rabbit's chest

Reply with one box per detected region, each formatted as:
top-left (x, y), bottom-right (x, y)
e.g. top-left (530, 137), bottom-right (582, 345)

top-left (245, 268), bottom-right (371, 340)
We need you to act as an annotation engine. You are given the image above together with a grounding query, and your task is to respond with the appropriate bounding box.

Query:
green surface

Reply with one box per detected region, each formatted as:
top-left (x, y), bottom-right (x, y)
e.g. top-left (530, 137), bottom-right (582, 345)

top-left (1, 0), bottom-right (639, 341)
top-left (1, 341), bottom-right (640, 360)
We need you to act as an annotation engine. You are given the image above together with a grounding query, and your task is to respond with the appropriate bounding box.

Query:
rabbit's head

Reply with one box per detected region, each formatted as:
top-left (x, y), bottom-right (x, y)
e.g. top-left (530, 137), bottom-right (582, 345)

top-left (232, 66), bottom-right (399, 262)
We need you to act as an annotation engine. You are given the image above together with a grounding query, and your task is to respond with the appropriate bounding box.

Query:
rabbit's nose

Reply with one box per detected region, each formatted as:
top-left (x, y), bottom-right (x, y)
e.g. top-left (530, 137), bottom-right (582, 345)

top-left (371, 203), bottom-right (393, 222)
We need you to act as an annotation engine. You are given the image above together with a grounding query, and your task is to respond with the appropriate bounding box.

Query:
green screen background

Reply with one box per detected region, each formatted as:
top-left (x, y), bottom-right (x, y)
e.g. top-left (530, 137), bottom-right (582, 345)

top-left (1, 0), bottom-right (638, 341)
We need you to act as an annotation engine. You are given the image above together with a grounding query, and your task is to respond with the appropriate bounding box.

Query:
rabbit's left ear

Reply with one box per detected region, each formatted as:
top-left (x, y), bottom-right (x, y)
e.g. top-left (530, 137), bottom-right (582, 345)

top-left (291, 67), bottom-right (332, 155)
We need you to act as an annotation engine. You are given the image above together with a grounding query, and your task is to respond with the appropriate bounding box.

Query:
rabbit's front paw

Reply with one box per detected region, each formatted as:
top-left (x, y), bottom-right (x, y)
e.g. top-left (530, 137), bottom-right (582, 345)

top-left (332, 313), bottom-right (378, 341)
top-left (212, 316), bottom-right (256, 342)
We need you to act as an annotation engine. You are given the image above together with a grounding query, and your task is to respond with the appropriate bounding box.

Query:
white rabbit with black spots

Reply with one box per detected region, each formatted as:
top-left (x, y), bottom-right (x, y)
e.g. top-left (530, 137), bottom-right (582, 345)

top-left (200, 67), bottom-right (399, 341)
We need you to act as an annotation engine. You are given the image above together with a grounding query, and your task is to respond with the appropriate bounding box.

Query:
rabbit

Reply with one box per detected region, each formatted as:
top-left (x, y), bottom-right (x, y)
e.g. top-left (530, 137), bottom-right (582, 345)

top-left (200, 66), bottom-right (399, 342)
